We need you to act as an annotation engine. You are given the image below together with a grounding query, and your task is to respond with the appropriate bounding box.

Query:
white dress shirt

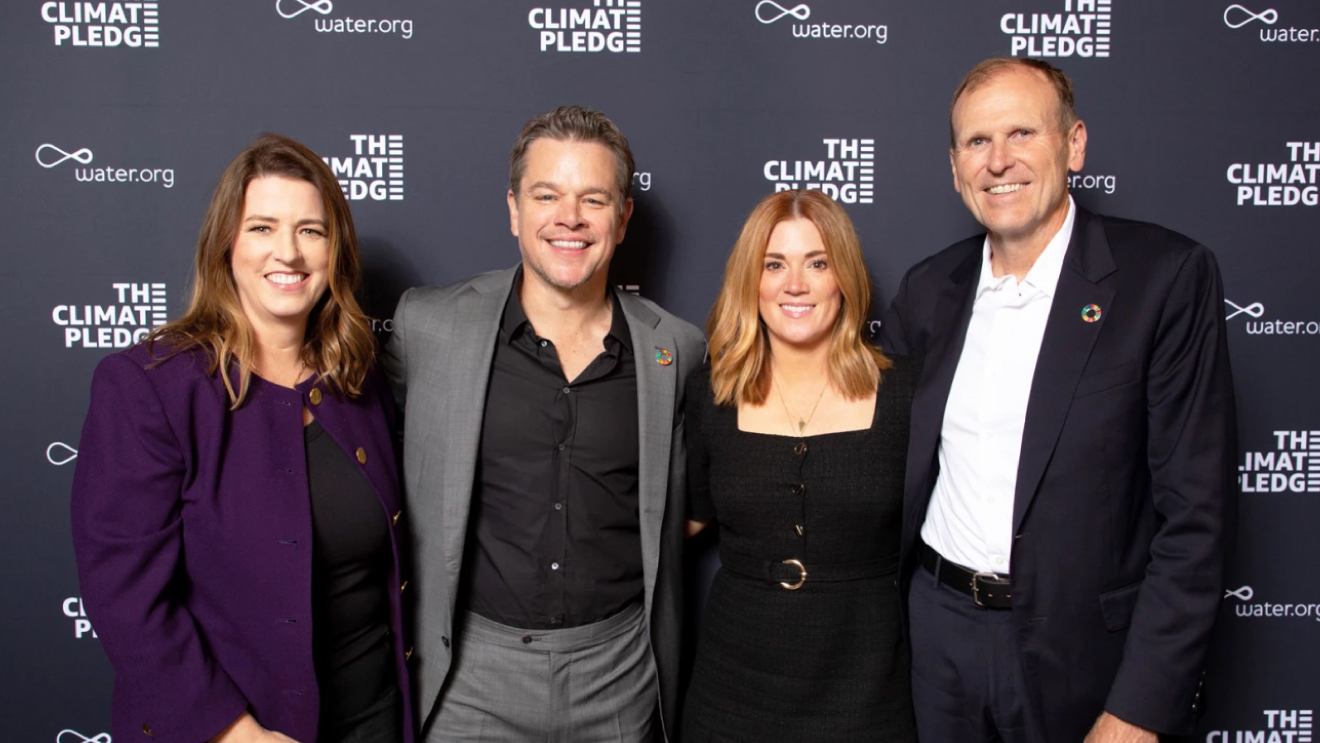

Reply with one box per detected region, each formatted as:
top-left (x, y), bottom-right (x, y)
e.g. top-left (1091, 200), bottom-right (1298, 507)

top-left (920, 197), bottom-right (1076, 575)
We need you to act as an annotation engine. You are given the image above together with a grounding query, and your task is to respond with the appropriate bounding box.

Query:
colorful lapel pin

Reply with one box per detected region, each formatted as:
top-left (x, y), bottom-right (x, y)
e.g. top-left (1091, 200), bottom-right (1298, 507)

top-left (1080, 304), bottom-right (1103, 323)
top-left (654, 349), bottom-right (674, 366)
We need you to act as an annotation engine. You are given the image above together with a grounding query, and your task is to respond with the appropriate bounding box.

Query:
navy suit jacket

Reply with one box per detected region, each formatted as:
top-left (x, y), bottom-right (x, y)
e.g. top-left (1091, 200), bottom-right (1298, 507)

top-left (882, 207), bottom-right (1237, 741)
top-left (71, 344), bottom-right (414, 743)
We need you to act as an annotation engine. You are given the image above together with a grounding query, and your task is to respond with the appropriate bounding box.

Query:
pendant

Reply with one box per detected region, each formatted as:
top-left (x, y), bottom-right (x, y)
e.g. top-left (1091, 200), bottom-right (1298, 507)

top-left (797, 420), bottom-right (806, 433)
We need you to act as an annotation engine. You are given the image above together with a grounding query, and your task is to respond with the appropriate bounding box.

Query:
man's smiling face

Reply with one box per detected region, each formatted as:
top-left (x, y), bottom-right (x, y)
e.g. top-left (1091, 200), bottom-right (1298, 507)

top-left (949, 66), bottom-right (1086, 246)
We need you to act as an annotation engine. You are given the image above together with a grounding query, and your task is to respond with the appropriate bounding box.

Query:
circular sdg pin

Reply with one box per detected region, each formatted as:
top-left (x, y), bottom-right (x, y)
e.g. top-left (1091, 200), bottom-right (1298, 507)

top-left (1080, 304), bottom-right (1102, 323)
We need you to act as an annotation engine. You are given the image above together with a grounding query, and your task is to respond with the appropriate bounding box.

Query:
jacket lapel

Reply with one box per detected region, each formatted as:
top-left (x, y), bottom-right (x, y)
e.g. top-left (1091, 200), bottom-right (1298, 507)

top-left (619, 294), bottom-right (672, 621)
top-left (904, 246), bottom-right (981, 532)
top-left (420, 267), bottom-right (518, 613)
top-left (1011, 209), bottom-right (1117, 534)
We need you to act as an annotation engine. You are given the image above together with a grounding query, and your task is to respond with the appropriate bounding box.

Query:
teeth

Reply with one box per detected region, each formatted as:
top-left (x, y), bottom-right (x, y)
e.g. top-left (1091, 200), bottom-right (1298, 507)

top-left (987, 184), bottom-right (1026, 195)
top-left (266, 273), bottom-right (307, 285)
top-left (782, 305), bottom-right (814, 312)
top-left (549, 240), bottom-right (589, 249)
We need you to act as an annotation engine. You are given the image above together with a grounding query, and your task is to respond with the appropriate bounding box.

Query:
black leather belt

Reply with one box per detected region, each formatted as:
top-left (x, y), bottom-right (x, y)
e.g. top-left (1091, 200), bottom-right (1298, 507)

top-left (919, 538), bottom-right (1012, 609)
top-left (720, 548), bottom-right (898, 591)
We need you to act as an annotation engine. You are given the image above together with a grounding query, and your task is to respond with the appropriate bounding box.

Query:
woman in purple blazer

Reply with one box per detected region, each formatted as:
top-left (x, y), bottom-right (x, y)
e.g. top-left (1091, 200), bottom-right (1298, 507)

top-left (71, 134), bottom-right (413, 743)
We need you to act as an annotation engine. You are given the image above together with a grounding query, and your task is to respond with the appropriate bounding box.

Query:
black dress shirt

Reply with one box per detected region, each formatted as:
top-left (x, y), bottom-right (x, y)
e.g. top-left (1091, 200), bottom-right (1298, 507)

top-left (462, 280), bottom-right (642, 630)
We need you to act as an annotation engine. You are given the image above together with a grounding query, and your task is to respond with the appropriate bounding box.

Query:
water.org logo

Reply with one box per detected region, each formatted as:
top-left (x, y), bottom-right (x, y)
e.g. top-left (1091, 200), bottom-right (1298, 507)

top-left (529, 0), bottom-right (641, 53)
top-left (47, 441), bottom-right (78, 466)
top-left (1225, 586), bottom-right (1320, 629)
top-left (57, 731), bottom-right (111, 743)
top-left (1000, 0), bottom-right (1111, 58)
top-left (1225, 298), bottom-right (1320, 337)
top-left (321, 134), bottom-right (404, 201)
top-left (277, 0), bottom-right (414, 39)
top-left (1237, 429), bottom-right (1320, 494)
top-left (764, 138), bottom-right (875, 204)
top-left (754, 2), bottom-right (888, 45)
top-left (36, 143), bottom-right (175, 188)
top-left (1225, 4), bottom-right (1320, 43)
top-left (53, 282), bottom-right (167, 349)
top-left (1227, 142), bottom-right (1320, 206)
top-left (42, 0), bottom-right (159, 47)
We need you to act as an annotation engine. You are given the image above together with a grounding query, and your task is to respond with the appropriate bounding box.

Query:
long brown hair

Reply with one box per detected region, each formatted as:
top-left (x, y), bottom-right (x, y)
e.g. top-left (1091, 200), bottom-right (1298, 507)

top-left (707, 190), bottom-right (890, 406)
top-left (150, 133), bottom-right (375, 407)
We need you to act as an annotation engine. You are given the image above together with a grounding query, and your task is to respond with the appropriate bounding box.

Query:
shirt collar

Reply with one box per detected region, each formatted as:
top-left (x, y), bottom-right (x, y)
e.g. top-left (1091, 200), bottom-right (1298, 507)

top-left (500, 266), bottom-right (633, 354)
top-left (975, 195), bottom-right (1075, 300)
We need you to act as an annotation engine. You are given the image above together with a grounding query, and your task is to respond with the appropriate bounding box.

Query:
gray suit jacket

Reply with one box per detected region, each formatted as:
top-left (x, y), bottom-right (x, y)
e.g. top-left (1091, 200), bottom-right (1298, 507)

top-left (383, 265), bottom-right (705, 739)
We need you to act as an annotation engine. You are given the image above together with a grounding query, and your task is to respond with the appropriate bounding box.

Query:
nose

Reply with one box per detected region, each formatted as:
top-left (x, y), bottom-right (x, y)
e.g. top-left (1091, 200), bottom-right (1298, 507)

top-left (784, 265), bottom-right (810, 295)
top-left (272, 225), bottom-right (301, 263)
top-left (987, 137), bottom-right (1014, 175)
top-left (555, 197), bottom-right (585, 229)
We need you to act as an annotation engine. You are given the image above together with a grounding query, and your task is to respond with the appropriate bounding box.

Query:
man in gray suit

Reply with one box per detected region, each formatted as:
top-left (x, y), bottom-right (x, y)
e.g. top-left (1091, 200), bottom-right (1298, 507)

top-left (384, 106), bottom-right (705, 742)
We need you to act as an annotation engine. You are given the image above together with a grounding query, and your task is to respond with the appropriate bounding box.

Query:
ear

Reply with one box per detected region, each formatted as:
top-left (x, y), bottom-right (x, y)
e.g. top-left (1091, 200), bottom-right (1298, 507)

top-left (615, 197), bottom-right (634, 243)
top-left (949, 149), bottom-right (962, 194)
top-left (507, 189), bottom-right (520, 237)
top-left (1066, 119), bottom-right (1088, 173)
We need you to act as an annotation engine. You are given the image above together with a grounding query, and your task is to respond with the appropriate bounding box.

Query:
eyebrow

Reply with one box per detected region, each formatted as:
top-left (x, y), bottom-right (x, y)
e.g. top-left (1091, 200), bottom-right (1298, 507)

top-left (243, 215), bottom-right (328, 228)
top-left (525, 181), bottom-right (615, 198)
top-left (765, 250), bottom-right (827, 259)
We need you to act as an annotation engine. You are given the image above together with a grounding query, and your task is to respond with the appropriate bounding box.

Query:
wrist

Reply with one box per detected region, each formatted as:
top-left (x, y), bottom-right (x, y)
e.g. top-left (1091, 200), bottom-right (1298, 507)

top-left (210, 712), bottom-right (261, 743)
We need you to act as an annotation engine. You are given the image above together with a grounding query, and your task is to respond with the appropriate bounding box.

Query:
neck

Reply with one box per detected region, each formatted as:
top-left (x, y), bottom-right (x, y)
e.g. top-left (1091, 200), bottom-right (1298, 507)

top-left (768, 336), bottom-right (831, 389)
top-left (249, 318), bottom-right (309, 385)
top-left (519, 266), bottom-right (612, 336)
top-left (988, 196), bottom-right (1071, 281)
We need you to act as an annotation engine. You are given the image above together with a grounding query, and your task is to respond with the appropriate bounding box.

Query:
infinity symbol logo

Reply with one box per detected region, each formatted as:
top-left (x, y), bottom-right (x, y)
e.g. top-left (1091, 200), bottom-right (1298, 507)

top-left (35, 144), bottom-right (93, 168)
top-left (277, 0), bottom-right (333, 19)
top-left (1224, 299), bottom-right (1265, 320)
top-left (57, 731), bottom-right (112, 743)
top-left (1224, 4), bottom-right (1278, 28)
top-left (47, 442), bottom-right (79, 466)
top-left (1224, 585), bottom-right (1254, 601)
top-left (756, 0), bottom-right (810, 24)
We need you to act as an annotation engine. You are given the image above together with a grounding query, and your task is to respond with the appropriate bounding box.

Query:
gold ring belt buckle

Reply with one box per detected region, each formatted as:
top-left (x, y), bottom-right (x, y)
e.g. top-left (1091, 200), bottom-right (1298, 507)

top-left (780, 559), bottom-right (807, 590)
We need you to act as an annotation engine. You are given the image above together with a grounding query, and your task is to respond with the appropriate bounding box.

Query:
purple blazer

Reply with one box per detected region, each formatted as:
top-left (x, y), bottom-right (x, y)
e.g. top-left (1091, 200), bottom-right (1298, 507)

top-left (71, 343), bottom-right (414, 743)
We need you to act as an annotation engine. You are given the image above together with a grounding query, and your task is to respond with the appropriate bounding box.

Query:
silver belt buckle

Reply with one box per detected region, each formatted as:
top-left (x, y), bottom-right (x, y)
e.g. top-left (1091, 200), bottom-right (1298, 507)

top-left (970, 571), bottom-right (1002, 607)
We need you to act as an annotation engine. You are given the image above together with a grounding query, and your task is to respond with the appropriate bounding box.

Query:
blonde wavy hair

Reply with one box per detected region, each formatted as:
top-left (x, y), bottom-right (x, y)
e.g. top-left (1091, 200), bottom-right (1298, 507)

top-left (150, 134), bottom-right (375, 407)
top-left (707, 190), bottom-right (890, 406)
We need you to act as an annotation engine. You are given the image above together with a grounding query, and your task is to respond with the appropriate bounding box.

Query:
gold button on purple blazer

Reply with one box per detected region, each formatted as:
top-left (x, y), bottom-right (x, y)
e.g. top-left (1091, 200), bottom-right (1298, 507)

top-left (70, 343), bottom-right (414, 743)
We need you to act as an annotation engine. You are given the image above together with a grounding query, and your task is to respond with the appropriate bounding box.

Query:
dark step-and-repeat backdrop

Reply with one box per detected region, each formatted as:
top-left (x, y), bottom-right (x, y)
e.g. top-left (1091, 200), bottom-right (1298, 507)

top-left (2, 1), bottom-right (1316, 741)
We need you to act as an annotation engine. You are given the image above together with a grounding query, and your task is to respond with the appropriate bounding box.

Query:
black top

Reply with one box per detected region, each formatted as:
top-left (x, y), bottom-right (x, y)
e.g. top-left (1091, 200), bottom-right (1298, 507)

top-left (462, 279), bottom-right (642, 630)
top-left (305, 420), bottom-right (396, 732)
top-left (681, 359), bottom-right (919, 743)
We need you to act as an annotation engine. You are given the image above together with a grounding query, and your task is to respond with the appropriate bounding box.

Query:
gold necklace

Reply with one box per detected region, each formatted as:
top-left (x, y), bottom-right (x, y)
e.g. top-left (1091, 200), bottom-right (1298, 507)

top-left (774, 376), bottom-right (829, 436)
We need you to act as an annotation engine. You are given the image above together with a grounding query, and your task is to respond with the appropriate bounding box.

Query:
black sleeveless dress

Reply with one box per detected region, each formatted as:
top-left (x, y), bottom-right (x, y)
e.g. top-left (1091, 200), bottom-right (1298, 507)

top-left (681, 357), bottom-right (919, 743)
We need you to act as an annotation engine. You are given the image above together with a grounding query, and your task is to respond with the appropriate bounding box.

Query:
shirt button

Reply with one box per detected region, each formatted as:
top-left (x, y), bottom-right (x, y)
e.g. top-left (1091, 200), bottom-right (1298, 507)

top-left (308, 388), bottom-right (322, 405)
top-left (356, 448), bottom-right (368, 464)
top-left (551, 562), bottom-right (560, 570)
top-left (539, 340), bottom-right (548, 348)
top-left (792, 483), bottom-right (806, 496)
top-left (995, 557), bottom-right (1005, 566)
top-left (794, 442), bottom-right (808, 456)
top-left (558, 443), bottom-right (566, 451)
top-left (522, 635), bottom-right (533, 644)
top-left (554, 503), bottom-right (563, 511)
top-left (562, 386), bottom-right (571, 394)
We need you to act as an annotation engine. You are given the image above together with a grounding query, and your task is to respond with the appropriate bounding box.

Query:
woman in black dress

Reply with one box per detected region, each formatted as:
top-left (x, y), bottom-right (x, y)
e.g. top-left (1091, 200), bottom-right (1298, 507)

top-left (683, 189), bottom-right (918, 742)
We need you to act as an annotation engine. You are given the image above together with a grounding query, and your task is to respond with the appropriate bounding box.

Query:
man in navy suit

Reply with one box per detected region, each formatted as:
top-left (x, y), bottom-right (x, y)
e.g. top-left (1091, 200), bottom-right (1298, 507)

top-left (882, 58), bottom-right (1237, 743)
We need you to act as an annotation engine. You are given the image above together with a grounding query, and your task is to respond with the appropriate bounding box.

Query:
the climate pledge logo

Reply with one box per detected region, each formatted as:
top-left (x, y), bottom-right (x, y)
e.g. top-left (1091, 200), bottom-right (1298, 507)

top-left (322, 134), bottom-right (404, 201)
top-left (1227, 141), bottom-right (1320, 206)
top-left (1000, 0), bottom-right (1111, 58)
top-left (1207, 709), bottom-right (1314, 742)
top-left (529, 0), bottom-right (641, 53)
top-left (52, 282), bottom-right (167, 349)
top-left (41, 0), bottom-right (160, 47)
top-left (764, 138), bottom-right (875, 204)
top-left (1238, 430), bottom-right (1320, 494)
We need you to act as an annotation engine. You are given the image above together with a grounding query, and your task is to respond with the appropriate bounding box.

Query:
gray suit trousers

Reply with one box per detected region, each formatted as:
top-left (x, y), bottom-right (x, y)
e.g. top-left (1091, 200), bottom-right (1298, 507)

top-left (425, 602), bottom-right (658, 743)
